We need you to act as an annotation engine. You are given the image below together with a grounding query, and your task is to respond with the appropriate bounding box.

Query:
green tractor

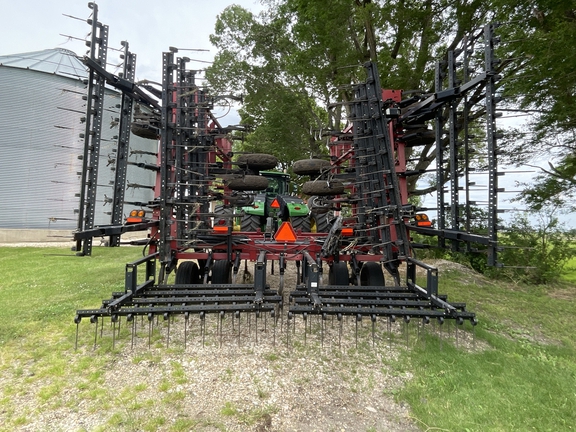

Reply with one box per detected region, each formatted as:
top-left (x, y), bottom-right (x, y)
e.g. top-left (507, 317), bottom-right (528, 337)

top-left (217, 154), bottom-right (334, 234)
top-left (238, 171), bottom-right (312, 233)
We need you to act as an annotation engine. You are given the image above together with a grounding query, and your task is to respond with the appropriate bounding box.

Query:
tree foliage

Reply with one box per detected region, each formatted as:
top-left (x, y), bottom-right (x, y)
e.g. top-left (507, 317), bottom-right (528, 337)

top-left (495, 0), bottom-right (576, 210)
top-left (491, 209), bottom-right (576, 284)
top-left (207, 0), bottom-right (494, 188)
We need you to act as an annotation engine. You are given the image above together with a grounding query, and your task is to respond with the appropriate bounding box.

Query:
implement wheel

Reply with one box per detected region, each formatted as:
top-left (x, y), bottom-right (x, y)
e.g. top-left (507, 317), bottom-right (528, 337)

top-left (293, 159), bottom-right (331, 176)
top-left (236, 153), bottom-right (278, 171)
top-left (302, 180), bottom-right (345, 196)
top-left (360, 262), bottom-right (385, 286)
top-left (175, 261), bottom-right (200, 285)
top-left (211, 260), bottom-right (232, 284)
top-left (225, 175), bottom-right (269, 191)
top-left (329, 262), bottom-right (349, 285)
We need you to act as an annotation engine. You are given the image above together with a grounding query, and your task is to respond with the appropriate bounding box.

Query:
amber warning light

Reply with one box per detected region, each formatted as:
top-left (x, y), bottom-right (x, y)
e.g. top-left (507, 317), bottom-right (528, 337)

top-left (414, 213), bottom-right (432, 227)
top-left (126, 209), bottom-right (146, 224)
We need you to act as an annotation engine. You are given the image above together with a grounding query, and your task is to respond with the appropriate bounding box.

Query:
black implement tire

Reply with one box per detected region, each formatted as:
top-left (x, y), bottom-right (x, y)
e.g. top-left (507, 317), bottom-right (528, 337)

top-left (175, 261), bottom-right (200, 285)
top-left (241, 213), bottom-right (262, 232)
top-left (236, 153), bottom-right (278, 171)
top-left (293, 159), bottom-right (331, 176)
top-left (291, 216), bottom-right (311, 233)
top-left (211, 260), bottom-right (232, 284)
top-left (403, 129), bottom-right (435, 147)
top-left (131, 124), bottom-right (158, 140)
top-left (329, 262), bottom-right (349, 285)
top-left (308, 195), bottom-right (332, 214)
top-left (360, 262), bottom-right (385, 286)
top-left (225, 175), bottom-right (269, 191)
top-left (302, 180), bottom-right (345, 196)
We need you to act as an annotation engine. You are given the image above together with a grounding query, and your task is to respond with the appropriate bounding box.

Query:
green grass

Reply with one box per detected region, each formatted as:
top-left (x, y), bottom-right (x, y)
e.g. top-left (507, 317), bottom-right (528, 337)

top-left (395, 265), bottom-right (576, 431)
top-left (561, 256), bottom-right (576, 282)
top-left (1, 246), bottom-right (575, 431)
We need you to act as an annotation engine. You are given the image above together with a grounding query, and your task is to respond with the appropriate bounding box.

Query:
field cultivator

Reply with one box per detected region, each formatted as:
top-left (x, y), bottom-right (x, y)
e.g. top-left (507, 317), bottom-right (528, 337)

top-left (73, 6), bottom-right (506, 348)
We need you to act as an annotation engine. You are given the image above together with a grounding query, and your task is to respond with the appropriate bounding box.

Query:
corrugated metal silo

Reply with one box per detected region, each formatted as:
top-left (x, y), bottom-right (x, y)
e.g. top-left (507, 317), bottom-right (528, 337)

top-left (0, 48), bottom-right (156, 235)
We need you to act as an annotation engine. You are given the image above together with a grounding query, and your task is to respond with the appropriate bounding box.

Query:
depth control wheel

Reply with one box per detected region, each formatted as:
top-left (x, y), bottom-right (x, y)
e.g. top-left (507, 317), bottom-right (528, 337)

top-left (225, 175), bottom-right (269, 191)
top-left (359, 262), bottom-right (385, 286)
top-left (211, 260), bottom-right (232, 284)
top-left (175, 261), bottom-right (200, 285)
top-left (328, 262), bottom-right (349, 285)
top-left (302, 180), bottom-right (345, 196)
top-left (293, 159), bottom-right (331, 175)
top-left (236, 153), bottom-right (278, 171)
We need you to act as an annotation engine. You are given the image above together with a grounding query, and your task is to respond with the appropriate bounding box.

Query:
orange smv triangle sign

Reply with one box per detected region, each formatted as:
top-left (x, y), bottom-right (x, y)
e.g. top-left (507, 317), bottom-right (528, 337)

top-left (274, 221), bottom-right (298, 242)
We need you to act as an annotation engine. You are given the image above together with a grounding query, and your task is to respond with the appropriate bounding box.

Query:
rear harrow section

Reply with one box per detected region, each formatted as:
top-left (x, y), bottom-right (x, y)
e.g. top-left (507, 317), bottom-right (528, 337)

top-left (288, 258), bottom-right (475, 324)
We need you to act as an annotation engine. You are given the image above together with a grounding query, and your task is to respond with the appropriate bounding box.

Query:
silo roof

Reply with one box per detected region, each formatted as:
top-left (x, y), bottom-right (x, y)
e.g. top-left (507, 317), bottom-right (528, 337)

top-left (0, 48), bottom-right (87, 79)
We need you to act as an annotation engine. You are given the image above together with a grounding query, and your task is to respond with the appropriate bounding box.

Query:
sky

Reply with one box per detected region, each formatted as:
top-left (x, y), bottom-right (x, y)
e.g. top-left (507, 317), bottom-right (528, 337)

top-left (0, 0), bottom-right (263, 84)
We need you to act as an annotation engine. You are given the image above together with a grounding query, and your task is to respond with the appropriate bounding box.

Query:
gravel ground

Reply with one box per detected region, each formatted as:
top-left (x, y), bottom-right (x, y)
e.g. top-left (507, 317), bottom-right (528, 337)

top-left (2, 244), bottom-right (481, 431)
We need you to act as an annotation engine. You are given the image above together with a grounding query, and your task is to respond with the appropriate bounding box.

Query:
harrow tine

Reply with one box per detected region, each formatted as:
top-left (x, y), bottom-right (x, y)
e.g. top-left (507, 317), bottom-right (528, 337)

top-left (236, 311), bottom-right (241, 346)
top-left (355, 314), bottom-right (361, 349)
top-left (286, 312), bottom-right (292, 348)
top-left (128, 315), bottom-right (135, 350)
top-left (338, 313), bottom-right (343, 351)
top-left (148, 313), bottom-right (153, 349)
top-left (404, 316), bottom-right (410, 348)
top-left (200, 312), bottom-right (205, 347)
top-left (165, 313), bottom-right (170, 349)
top-left (272, 310), bottom-right (276, 348)
top-left (184, 312), bottom-right (189, 349)
top-left (437, 317), bottom-right (444, 350)
top-left (321, 313), bottom-right (326, 350)
top-left (457, 317), bottom-right (464, 348)
top-left (219, 311), bottom-right (224, 348)
top-left (472, 317), bottom-right (478, 349)
top-left (112, 317), bottom-right (116, 350)
top-left (303, 313), bottom-right (307, 347)
top-left (94, 321), bottom-right (98, 350)
top-left (422, 316), bottom-right (430, 349)
top-left (255, 311), bottom-right (259, 345)
top-left (371, 315), bottom-right (376, 348)
top-left (91, 315), bottom-right (98, 350)
top-left (388, 315), bottom-right (395, 350)
top-left (74, 315), bottom-right (80, 351)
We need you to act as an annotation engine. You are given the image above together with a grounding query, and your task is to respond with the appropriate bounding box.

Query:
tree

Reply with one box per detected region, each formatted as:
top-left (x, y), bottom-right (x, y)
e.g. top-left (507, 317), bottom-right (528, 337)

top-left (206, 0), bottom-right (495, 191)
top-left (495, 0), bottom-right (576, 210)
top-left (491, 208), bottom-right (576, 284)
